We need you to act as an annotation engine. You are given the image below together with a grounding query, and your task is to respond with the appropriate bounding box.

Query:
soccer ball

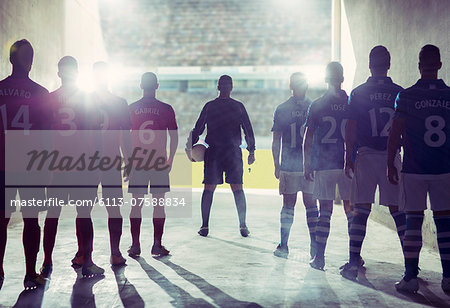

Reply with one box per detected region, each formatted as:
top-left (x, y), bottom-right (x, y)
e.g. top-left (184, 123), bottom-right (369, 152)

top-left (190, 144), bottom-right (207, 162)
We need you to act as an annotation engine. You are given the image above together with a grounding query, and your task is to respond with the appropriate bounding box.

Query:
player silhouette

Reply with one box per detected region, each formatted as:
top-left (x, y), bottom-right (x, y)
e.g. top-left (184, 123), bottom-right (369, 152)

top-left (187, 75), bottom-right (255, 237)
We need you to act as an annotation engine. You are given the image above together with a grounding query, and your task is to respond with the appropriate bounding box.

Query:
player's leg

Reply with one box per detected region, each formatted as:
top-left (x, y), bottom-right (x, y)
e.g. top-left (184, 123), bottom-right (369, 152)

top-left (199, 184), bottom-right (216, 237)
top-left (310, 199), bottom-right (333, 270)
top-left (106, 204), bottom-right (125, 265)
top-left (22, 214), bottom-right (44, 288)
top-left (76, 203), bottom-right (104, 278)
top-left (433, 210), bottom-right (450, 292)
top-left (303, 192), bottom-right (318, 259)
top-left (230, 183), bottom-right (249, 237)
top-left (150, 193), bottom-right (170, 256)
top-left (388, 205), bottom-right (406, 246)
top-left (0, 213), bottom-right (9, 289)
top-left (199, 147), bottom-right (221, 236)
top-left (343, 200), bottom-right (353, 237)
top-left (42, 183), bottom-right (66, 276)
top-left (395, 173), bottom-right (428, 292)
top-left (129, 193), bottom-right (144, 256)
top-left (428, 174), bottom-right (450, 292)
top-left (224, 147), bottom-right (248, 236)
top-left (273, 193), bottom-right (296, 258)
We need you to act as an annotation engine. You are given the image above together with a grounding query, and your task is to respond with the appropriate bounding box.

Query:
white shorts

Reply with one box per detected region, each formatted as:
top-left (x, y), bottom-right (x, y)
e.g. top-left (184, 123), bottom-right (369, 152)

top-left (313, 169), bottom-right (351, 201)
top-left (279, 171), bottom-right (314, 195)
top-left (350, 148), bottom-right (401, 206)
top-left (400, 173), bottom-right (450, 212)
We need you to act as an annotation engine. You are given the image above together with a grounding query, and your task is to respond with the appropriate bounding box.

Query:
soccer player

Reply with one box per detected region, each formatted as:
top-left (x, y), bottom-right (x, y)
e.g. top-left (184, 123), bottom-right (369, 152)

top-left (340, 46), bottom-right (406, 280)
top-left (91, 61), bottom-right (132, 265)
top-left (388, 45), bottom-right (450, 292)
top-left (43, 56), bottom-right (104, 278)
top-left (0, 39), bottom-right (50, 289)
top-left (186, 75), bottom-right (255, 237)
top-left (272, 72), bottom-right (317, 259)
top-left (303, 62), bottom-right (352, 269)
top-left (127, 72), bottom-right (178, 257)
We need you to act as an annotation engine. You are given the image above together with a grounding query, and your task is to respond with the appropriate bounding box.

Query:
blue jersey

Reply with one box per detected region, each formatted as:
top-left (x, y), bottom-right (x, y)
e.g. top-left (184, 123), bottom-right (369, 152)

top-left (272, 96), bottom-right (312, 172)
top-left (348, 77), bottom-right (403, 151)
top-left (306, 90), bottom-right (349, 171)
top-left (394, 79), bottom-right (450, 174)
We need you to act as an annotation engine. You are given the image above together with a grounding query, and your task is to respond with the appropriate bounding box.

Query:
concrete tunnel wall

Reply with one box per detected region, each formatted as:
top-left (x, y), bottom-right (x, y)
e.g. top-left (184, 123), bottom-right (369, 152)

top-left (0, 0), bottom-right (106, 90)
top-left (340, 0), bottom-right (450, 249)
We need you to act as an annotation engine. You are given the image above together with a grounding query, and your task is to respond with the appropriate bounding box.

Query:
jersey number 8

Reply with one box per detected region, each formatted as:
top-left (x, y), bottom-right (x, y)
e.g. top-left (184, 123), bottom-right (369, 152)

top-left (424, 115), bottom-right (446, 147)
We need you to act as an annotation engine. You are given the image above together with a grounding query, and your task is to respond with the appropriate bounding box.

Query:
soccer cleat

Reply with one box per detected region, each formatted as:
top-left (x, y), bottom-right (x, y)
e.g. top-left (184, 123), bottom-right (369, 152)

top-left (82, 264), bottom-right (105, 278)
top-left (340, 263), bottom-right (358, 280)
top-left (71, 253), bottom-right (84, 267)
top-left (395, 277), bottom-right (419, 292)
top-left (40, 264), bottom-right (53, 279)
top-left (339, 257), bottom-right (365, 270)
top-left (309, 255), bottom-right (325, 270)
top-left (151, 244), bottom-right (170, 257)
top-left (23, 275), bottom-right (47, 290)
top-left (127, 245), bottom-right (141, 258)
top-left (0, 275), bottom-right (4, 290)
top-left (273, 244), bottom-right (289, 259)
top-left (110, 254), bottom-right (126, 266)
top-left (198, 227), bottom-right (209, 237)
top-left (240, 226), bottom-right (250, 237)
top-left (442, 277), bottom-right (450, 293)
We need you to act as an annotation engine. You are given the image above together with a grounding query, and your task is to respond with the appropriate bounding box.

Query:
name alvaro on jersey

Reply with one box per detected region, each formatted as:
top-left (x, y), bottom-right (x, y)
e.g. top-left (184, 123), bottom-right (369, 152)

top-left (0, 88), bottom-right (32, 99)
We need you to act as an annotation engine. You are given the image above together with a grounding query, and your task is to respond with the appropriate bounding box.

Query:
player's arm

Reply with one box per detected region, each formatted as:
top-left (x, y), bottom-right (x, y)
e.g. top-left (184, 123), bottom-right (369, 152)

top-left (303, 126), bottom-right (314, 181)
top-left (167, 107), bottom-right (179, 171)
top-left (120, 103), bottom-right (133, 179)
top-left (387, 118), bottom-right (405, 185)
top-left (241, 104), bottom-right (256, 165)
top-left (272, 131), bottom-right (282, 179)
top-left (344, 119), bottom-right (357, 178)
top-left (186, 105), bottom-right (207, 152)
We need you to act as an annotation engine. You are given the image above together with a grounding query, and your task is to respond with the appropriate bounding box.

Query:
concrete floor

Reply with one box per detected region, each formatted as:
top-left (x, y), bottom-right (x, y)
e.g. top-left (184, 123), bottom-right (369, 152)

top-left (1, 189), bottom-right (449, 308)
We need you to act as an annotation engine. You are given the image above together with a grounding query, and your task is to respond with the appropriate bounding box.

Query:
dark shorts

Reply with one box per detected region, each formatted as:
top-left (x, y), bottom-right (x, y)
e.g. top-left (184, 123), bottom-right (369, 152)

top-left (128, 169), bottom-right (170, 195)
top-left (2, 171), bottom-right (47, 218)
top-left (203, 146), bottom-right (243, 185)
top-left (100, 170), bottom-right (123, 199)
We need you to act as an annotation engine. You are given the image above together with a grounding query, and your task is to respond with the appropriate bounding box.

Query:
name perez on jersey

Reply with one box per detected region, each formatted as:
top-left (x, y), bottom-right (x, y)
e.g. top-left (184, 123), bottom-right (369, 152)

top-left (370, 92), bottom-right (392, 101)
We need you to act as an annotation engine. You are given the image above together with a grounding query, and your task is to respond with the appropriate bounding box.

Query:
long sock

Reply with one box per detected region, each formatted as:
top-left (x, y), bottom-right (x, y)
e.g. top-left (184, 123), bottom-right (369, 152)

top-left (232, 190), bottom-right (247, 227)
top-left (130, 217), bottom-right (142, 247)
top-left (43, 218), bottom-right (59, 265)
top-left (108, 217), bottom-right (122, 255)
top-left (403, 213), bottom-right (424, 281)
top-left (349, 206), bottom-right (371, 265)
top-left (76, 218), bottom-right (94, 265)
top-left (201, 190), bottom-right (214, 228)
top-left (280, 205), bottom-right (294, 247)
top-left (75, 218), bottom-right (83, 256)
top-left (345, 210), bottom-right (353, 238)
top-left (315, 208), bottom-right (332, 257)
top-left (434, 215), bottom-right (450, 278)
top-left (23, 218), bottom-right (40, 277)
top-left (390, 208), bottom-right (406, 246)
top-left (153, 218), bottom-right (165, 246)
top-left (305, 206), bottom-right (319, 245)
top-left (0, 217), bottom-right (10, 276)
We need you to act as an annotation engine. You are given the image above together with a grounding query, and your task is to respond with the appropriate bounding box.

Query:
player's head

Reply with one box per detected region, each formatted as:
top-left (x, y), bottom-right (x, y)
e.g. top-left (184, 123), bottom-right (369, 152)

top-left (140, 72), bottom-right (159, 92)
top-left (325, 62), bottom-right (344, 86)
top-left (57, 56), bottom-right (78, 82)
top-left (217, 75), bottom-right (233, 93)
top-left (93, 61), bottom-right (109, 89)
top-left (369, 45), bottom-right (390, 75)
top-left (9, 39), bottom-right (34, 73)
top-left (290, 72), bottom-right (308, 97)
top-left (418, 44), bottom-right (441, 76)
